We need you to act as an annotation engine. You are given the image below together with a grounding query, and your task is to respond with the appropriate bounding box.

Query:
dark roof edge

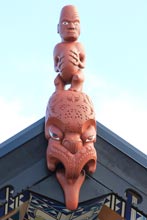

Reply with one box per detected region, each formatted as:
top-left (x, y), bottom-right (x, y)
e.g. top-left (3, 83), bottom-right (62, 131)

top-left (97, 121), bottom-right (147, 168)
top-left (0, 117), bottom-right (146, 168)
top-left (0, 117), bottom-right (45, 158)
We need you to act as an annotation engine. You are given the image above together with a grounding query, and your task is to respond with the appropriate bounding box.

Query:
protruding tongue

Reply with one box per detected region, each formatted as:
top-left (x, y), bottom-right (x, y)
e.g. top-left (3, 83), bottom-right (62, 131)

top-left (56, 169), bottom-right (85, 210)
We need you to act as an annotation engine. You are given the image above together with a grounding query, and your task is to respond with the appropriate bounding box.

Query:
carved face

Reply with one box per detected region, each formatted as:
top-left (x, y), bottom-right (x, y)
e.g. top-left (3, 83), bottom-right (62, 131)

top-left (58, 5), bottom-right (81, 42)
top-left (48, 123), bottom-right (96, 154)
top-left (46, 118), bottom-right (97, 179)
top-left (45, 90), bottom-right (97, 176)
top-left (45, 90), bottom-right (97, 210)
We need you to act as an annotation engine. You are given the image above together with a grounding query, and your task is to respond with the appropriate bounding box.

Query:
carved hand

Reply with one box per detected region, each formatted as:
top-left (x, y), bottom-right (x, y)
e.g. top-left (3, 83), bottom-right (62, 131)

top-left (69, 50), bottom-right (84, 69)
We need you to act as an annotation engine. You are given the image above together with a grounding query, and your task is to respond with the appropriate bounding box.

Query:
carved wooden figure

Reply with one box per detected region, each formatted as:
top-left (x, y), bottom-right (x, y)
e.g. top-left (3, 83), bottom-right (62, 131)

top-left (45, 5), bottom-right (97, 211)
top-left (45, 91), bottom-right (97, 210)
top-left (54, 5), bottom-right (85, 92)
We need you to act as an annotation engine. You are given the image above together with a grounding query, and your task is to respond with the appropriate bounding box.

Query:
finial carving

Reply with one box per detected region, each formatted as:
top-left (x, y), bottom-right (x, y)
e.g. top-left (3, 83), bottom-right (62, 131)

top-left (54, 5), bottom-right (85, 92)
top-left (45, 5), bottom-right (97, 210)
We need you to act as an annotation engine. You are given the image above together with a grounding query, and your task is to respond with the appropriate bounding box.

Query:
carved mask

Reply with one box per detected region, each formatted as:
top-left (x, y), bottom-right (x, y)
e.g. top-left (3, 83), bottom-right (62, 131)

top-left (45, 90), bottom-right (97, 210)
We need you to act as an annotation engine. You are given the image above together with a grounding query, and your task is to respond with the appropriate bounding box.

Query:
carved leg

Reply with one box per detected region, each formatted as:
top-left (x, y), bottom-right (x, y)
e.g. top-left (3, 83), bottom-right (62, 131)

top-left (70, 71), bottom-right (84, 92)
top-left (54, 74), bottom-right (65, 91)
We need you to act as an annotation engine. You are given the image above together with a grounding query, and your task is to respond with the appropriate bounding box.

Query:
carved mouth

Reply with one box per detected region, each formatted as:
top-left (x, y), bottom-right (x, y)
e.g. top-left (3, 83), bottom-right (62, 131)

top-left (55, 157), bottom-right (96, 210)
top-left (47, 142), bottom-right (97, 179)
top-left (67, 29), bottom-right (76, 33)
top-left (46, 142), bottom-right (97, 210)
top-left (84, 159), bottom-right (97, 174)
top-left (55, 158), bottom-right (96, 181)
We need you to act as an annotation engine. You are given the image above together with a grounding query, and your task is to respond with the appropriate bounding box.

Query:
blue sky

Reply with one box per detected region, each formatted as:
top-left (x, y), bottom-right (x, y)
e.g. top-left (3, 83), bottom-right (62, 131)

top-left (0, 0), bottom-right (147, 154)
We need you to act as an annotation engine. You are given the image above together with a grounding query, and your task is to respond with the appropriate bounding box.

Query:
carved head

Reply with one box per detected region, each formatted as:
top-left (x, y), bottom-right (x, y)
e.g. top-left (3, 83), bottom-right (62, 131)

top-left (57, 5), bottom-right (81, 42)
top-left (45, 91), bottom-right (97, 209)
top-left (45, 89), bottom-right (97, 210)
top-left (45, 90), bottom-right (97, 175)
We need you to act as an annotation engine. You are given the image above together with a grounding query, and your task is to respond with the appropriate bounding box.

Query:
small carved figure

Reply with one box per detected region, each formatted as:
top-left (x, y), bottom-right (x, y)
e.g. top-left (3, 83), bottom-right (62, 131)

top-left (54, 5), bottom-right (85, 91)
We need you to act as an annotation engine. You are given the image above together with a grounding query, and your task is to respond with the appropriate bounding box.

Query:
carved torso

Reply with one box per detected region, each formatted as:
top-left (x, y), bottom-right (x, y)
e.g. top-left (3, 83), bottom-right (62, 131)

top-left (54, 42), bottom-right (85, 83)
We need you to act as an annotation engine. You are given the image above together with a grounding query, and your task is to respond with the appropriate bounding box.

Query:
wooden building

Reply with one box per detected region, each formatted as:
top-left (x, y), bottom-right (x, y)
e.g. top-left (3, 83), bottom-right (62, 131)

top-left (0, 117), bottom-right (147, 220)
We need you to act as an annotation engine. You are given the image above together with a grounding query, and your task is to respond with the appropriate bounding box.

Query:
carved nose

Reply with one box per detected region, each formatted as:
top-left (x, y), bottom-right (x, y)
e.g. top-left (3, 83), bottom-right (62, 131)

top-left (68, 22), bottom-right (75, 29)
top-left (62, 139), bottom-right (83, 154)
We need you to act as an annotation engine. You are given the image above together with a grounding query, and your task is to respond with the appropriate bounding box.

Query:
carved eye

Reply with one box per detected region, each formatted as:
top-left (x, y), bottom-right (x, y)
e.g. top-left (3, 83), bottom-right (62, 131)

top-left (49, 130), bottom-right (60, 140)
top-left (82, 125), bottom-right (96, 143)
top-left (48, 125), bottom-right (63, 141)
top-left (85, 135), bottom-right (96, 143)
top-left (62, 21), bottom-right (69, 25)
top-left (74, 21), bottom-right (79, 26)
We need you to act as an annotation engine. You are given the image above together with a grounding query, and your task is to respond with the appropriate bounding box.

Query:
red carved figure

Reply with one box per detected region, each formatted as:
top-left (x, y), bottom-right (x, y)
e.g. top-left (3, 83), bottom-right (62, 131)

top-left (54, 5), bottom-right (85, 91)
top-left (45, 91), bottom-right (97, 210)
top-left (45, 5), bottom-right (97, 211)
